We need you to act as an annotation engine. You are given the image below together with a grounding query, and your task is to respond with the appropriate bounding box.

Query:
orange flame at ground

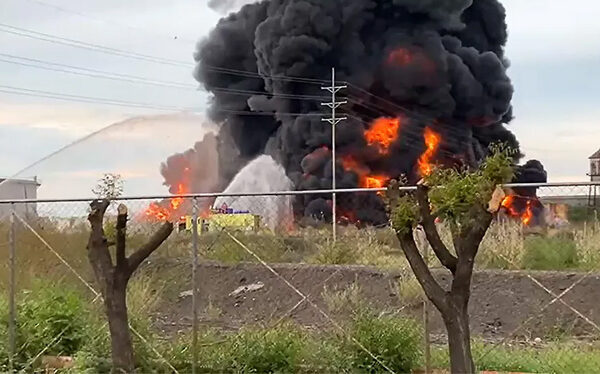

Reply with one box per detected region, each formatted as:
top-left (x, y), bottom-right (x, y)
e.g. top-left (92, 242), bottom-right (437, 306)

top-left (364, 117), bottom-right (401, 155)
top-left (144, 179), bottom-right (189, 221)
top-left (501, 195), bottom-right (535, 226)
top-left (418, 127), bottom-right (441, 177)
top-left (522, 201), bottom-right (534, 226)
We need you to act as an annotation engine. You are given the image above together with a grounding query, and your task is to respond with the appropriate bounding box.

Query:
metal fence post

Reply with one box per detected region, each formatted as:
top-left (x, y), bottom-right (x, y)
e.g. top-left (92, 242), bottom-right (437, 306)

top-left (191, 198), bottom-right (199, 374)
top-left (8, 204), bottom-right (17, 373)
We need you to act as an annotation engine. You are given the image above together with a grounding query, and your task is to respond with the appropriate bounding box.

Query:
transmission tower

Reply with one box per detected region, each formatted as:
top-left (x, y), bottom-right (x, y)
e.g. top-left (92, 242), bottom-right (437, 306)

top-left (321, 67), bottom-right (347, 241)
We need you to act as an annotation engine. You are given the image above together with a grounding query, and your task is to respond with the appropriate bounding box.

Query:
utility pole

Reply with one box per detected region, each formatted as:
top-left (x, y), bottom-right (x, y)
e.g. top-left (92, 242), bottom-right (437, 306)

top-left (322, 67), bottom-right (346, 242)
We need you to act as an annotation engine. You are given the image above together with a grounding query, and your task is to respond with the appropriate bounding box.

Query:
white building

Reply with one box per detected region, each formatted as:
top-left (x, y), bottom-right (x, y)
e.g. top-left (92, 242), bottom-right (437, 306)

top-left (0, 177), bottom-right (40, 218)
top-left (590, 149), bottom-right (600, 182)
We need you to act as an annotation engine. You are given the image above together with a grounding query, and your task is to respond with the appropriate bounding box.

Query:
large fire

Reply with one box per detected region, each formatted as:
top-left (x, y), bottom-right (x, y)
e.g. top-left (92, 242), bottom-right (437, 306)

top-left (364, 117), bottom-right (401, 155)
top-left (418, 127), bottom-right (441, 177)
top-left (345, 121), bottom-right (440, 191)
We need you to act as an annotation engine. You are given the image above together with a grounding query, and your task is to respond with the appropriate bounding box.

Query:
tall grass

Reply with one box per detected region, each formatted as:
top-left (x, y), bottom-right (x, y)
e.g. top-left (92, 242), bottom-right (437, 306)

top-left (2, 213), bottom-right (599, 278)
top-left (431, 341), bottom-right (600, 373)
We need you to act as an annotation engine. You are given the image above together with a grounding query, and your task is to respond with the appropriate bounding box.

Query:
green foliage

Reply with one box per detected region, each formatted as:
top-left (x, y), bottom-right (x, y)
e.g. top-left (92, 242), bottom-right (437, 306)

top-left (228, 324), bottom-right (308, 373)
top-left (0, 281), bottom-right (91, 370)
top-left (568, 206), bottom-right (599, 223)
top-left (522, 236), bottom-right (579, 270)
top-left (388, 145), bottom-right (515, 233)
top-left (426, 145), bottom-right (515, 224)
top-left (346, 309), bottom-right (422, 373)
top-left (389, 194), bottom-right (419, 235)
top-left (0, 294), bottom-right (8, 372)
top-left (312, 240), bottom-right (359, 265)
top-left (432, 341), bottom-right (600, 373)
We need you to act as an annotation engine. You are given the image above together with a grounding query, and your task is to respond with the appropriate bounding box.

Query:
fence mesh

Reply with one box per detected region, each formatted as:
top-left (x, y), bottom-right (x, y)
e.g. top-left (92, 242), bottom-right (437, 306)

top-left (0, 184), bottom-right (599, 372)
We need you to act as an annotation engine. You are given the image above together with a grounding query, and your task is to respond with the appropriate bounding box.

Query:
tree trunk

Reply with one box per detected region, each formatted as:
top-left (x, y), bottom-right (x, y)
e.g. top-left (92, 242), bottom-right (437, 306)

top-left (105, 276), bottom-right (134, 373)
top-left (87, 201), bottom-right (173, 374)
top-left (443, 300), bottom-right (475, 374)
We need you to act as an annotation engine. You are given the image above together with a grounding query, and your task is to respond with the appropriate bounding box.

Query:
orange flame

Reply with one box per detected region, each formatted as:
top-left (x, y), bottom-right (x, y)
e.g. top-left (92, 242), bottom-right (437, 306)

top-left (144, 175), bottom-right (189, 221)
top-left (364, 117), bottom-right (401, 155)
top-left (364, 175), bottom-right (389, 189)
top-left (342, 155), bottom-right (389, 192)
top-left (418, 127), bottom-right (441, 177)
top-left (522, 201), bottom-right (534, 226)
top-left (501, 195), bottom-right (535, 226)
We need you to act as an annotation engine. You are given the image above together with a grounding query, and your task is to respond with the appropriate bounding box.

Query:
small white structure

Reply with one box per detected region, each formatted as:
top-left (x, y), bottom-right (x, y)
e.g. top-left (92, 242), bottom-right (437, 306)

top-left (0, 177), bottom-right (40, 218)
top-left (589, 149), bottom-right (600, 182)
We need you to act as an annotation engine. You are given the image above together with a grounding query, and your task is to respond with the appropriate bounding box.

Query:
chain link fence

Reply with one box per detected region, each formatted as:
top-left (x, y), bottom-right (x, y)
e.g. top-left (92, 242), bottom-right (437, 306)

top-left (0, 183), bottom-right (599, 372)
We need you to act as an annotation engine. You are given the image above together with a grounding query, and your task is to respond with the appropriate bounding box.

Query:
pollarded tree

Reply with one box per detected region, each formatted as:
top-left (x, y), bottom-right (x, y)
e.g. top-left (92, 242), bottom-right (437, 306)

top-left (387, 147), bottom-right (515, 373)
top-left (87, 201), bottom-right (173, 372)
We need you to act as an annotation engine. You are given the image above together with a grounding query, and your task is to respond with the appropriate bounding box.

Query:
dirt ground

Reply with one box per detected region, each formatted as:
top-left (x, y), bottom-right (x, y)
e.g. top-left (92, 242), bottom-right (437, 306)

top-left (151, 261), bottom-right (600, 341)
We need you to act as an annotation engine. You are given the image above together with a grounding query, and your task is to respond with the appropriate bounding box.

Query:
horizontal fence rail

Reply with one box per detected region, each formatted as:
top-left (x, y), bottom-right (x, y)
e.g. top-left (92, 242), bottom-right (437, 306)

top-left (0, 182), bottom-right (598, 205)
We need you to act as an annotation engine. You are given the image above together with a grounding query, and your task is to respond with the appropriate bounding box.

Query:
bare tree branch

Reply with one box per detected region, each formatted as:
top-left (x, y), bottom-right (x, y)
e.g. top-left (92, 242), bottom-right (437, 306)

top-left (115, 204), bottom-right (128, 270)
top-left (127, 222), bottom-right (173, 276)
top-left (398, 230), bottom-right (449, 313)
top-left (416, 185), bottom-right (458, 274)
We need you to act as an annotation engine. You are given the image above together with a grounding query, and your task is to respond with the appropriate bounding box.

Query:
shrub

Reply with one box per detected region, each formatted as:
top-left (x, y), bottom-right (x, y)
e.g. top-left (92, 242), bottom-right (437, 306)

top-left (522, 236), bottom-right (578, 270)
top-left (227, 324), bottom-right (308, 373)
top-left (0, 281), bottom-right (93, 370)
top-left (347, 309), bottom-right (422, 373)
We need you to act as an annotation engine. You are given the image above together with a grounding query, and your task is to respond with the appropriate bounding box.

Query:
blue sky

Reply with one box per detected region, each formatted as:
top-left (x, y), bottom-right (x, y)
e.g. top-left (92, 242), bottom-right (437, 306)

top-left (0, 0), bottom-right (598, 198)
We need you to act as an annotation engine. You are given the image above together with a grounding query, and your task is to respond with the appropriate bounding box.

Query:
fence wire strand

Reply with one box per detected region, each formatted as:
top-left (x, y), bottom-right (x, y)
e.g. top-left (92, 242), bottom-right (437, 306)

top-left (2, 184), bottom-right (599, 372)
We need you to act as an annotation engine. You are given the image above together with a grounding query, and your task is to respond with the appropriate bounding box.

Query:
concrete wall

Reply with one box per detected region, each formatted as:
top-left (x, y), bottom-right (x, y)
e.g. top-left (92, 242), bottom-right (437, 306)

top-left (0, 179), bottom-right (39, 218)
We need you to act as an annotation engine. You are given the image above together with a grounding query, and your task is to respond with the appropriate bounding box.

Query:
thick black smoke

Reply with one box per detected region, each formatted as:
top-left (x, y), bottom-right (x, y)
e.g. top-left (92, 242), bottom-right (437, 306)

top-left (193, 0), bottom-right (540, 224)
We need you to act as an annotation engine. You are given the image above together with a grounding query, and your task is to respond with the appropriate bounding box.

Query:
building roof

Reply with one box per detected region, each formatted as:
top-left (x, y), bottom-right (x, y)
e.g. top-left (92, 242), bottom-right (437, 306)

top-left (590, 149), bottom-right (600, 159)
top-left (0, 177), bottom-right (41, 186)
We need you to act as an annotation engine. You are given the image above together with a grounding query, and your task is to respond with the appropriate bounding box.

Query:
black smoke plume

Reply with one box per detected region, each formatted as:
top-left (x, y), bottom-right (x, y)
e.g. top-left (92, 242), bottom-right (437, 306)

top-left (178, 0), bottom-right (544, 224)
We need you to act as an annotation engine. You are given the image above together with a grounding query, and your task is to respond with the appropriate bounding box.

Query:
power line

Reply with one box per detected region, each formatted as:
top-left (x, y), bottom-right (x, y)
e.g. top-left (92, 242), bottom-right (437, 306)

top-left (0, 53), bottom-right (330, 101)
top-left (344, 95), bottom-right (474, 142)
top-left (0, 84), bottom-right (197, 111)
top-left (0, 84), bottom-right (326, 116)
top-left (0, 23), bottom-right (191, 67)
top-left (0, 56), bottom-right (195, 90)
top-left (345, 82), bottom-right (481, 136)
top-left (20, 0), bottom-right (197, 43)
top-left (0, 23), bottom-right (332, 85)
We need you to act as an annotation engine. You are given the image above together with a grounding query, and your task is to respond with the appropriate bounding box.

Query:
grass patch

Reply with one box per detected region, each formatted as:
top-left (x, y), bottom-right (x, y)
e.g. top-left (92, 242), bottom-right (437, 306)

top-left (322, 282), bottom-right (362, 313)
top-left (522, 236), bottom-right (579, 270)
top-left (0, 280), bottom-right (94, 371)
top-left (431, 341), bottom-right (600, 373)
top-left (347, 309), bottom-right (422, 373)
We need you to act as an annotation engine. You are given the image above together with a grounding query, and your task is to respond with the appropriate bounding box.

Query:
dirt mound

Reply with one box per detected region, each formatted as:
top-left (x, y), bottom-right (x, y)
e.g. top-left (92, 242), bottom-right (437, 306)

top-left (152, 261), bottom-right (600, 340)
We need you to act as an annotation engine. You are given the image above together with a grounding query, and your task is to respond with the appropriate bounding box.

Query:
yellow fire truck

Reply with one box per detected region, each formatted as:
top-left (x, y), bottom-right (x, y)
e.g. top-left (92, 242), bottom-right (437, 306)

top-left (177, 203), bottom-right (261, 234)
